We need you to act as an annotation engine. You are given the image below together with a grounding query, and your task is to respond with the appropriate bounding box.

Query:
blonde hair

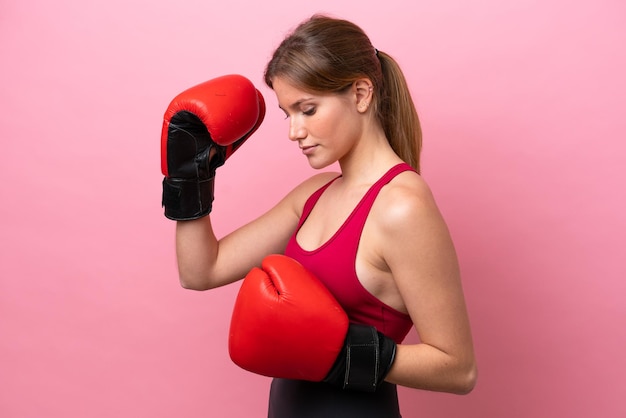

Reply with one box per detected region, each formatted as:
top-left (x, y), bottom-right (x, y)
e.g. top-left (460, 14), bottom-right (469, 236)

top-left (264, 15), bottom-right (422, 172)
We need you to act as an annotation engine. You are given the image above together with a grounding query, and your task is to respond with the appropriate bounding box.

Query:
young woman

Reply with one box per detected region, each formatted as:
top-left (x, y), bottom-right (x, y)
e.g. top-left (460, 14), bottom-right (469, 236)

top-left (163, 14), bottom-right (477, 418)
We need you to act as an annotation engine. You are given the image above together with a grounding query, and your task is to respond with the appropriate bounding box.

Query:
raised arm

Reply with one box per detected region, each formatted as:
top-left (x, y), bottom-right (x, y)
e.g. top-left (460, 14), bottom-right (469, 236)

top-left (174, 188), bottom-right (299, 290)
top-left (161, 74), bottom-right (271, 289)
top-left (161, 74), bottom-right (341, 291)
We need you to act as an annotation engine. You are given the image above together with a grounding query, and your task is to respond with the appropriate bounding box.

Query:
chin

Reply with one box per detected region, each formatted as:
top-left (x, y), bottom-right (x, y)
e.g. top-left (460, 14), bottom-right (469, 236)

top-left (307, 158), bottom-right (334, 170)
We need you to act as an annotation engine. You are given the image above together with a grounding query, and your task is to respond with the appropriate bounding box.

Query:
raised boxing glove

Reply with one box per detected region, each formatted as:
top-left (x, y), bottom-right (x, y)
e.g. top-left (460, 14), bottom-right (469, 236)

top-left (161, 74), bottom-right (265, 220)
top-left (228, 254), bottom-right (397, 392)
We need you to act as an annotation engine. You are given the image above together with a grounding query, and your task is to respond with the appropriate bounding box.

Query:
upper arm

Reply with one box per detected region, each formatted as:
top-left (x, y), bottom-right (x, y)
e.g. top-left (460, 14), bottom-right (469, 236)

top-left (380, 177), bottom-right (474, 360)
top-left (205, 172), bottom-right (338, 288)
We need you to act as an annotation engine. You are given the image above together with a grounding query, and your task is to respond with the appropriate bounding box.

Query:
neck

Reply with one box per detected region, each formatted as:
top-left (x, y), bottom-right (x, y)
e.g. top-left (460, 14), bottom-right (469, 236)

top-left (338, 127), bottom-right (403, 187)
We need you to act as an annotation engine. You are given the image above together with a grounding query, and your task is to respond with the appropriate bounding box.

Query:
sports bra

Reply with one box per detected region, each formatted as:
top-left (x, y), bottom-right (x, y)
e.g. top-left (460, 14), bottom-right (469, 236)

top-left (284, 163), bottom-right (415, 343)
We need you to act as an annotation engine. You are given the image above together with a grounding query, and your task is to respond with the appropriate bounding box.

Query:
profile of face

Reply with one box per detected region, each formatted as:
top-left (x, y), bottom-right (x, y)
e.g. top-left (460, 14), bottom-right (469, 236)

top-left (272, 77), bottom-right (374, 170)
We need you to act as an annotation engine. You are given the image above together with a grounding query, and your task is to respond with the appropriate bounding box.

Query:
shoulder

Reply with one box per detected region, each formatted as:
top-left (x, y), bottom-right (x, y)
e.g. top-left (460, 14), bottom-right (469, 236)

top-left (291, 171), bottom-right (340, 198)
top-left (371, 171), bottom-right (452, 258)
top-left (279, 171), bottom-right (340, 214)
top-left (300, 171), bottom-right (341, 190)
top-left (372, 170), bottom-right (459, 286)
top-left (374, 171), bottom-right (440, 227)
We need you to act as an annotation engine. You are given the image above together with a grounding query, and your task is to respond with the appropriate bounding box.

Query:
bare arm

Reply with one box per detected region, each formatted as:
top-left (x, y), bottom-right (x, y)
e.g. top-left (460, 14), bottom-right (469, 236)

top-left (174, 172), bottom-right (339, 290)
top-left (381, 176), bottom-right (477, 394)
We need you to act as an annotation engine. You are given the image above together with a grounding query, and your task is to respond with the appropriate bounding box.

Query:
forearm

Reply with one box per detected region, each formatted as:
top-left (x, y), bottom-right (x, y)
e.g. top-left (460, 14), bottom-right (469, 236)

top-left (175, 217), bottom-right (219, 290)
top-left (385, 343), bottom-right (477, 395)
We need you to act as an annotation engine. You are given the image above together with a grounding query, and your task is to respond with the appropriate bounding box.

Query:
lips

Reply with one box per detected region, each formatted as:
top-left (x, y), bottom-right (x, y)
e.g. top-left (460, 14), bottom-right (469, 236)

top-left (300, 144), bottom-right (317, 155)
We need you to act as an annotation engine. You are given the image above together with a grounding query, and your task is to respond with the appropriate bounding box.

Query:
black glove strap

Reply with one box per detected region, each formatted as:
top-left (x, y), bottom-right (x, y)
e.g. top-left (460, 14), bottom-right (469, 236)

top-left (344, 324), bottom-right (381, 391)
top-left (162, 177), bottom-right (215, 220)
top-left (324, 324), bottom-right (397, 392)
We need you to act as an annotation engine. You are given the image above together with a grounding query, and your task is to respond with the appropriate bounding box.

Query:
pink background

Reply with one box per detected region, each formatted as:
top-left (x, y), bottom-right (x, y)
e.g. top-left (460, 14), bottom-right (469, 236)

top-left (1, 0), bottom-right (624, 417)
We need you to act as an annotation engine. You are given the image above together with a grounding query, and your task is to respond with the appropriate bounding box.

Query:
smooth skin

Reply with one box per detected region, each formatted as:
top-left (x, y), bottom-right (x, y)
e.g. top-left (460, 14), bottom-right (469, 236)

top-left (175, 76), bottom-right (477, 394)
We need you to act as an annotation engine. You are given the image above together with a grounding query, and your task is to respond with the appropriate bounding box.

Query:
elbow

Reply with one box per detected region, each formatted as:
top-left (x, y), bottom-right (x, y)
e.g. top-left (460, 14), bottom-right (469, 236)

top-left (453, 361), bottom-right (478, 395)
top-left (179, 280), bottom-right (210, 291)
top-left (178, 273), bottom-right (213, 291)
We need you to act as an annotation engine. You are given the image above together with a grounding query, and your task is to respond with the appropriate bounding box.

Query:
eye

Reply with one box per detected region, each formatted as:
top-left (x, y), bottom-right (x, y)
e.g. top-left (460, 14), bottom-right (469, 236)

top-left (302, 107), bottom-right (316, 116)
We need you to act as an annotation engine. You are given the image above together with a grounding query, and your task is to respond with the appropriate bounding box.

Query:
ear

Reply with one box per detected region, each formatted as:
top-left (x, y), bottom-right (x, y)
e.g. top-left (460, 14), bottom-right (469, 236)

top-left (354, 78), bottom-right (374, 113)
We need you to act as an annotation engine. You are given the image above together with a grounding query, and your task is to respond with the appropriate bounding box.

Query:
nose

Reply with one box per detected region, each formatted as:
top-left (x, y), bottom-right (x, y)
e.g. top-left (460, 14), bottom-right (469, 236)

top-left (288, 117), bottom-right (306, 141)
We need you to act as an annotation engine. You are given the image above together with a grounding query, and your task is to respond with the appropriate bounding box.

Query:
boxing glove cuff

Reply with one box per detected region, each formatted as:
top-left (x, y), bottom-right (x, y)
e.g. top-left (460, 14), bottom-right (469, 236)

top-left (162, 176), bottom-right (215, 220)
top-left (323, 324), bottom-right (397, 392)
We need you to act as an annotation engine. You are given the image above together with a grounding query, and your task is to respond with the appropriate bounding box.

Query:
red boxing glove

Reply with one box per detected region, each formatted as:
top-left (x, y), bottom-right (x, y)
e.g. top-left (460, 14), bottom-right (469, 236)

top-left (229, 254), bottom-right (349, 382)
top-left (161, 74), bottom-right (265, 220)
top-left (228, 255), bottom-right (397, 392)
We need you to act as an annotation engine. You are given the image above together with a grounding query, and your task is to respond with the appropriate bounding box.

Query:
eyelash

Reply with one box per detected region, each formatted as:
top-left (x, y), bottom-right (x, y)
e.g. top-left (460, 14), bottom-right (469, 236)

top-left (283, 108), bottom-right (316, 119)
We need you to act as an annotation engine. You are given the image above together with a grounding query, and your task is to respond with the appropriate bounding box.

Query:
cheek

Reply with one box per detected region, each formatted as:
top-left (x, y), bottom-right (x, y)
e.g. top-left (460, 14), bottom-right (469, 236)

top-left (315, 107), bottom-right (353, 139)
top-left (314, 116), bottom-right (335, 138)
top-left (330, 114), bottom-right (361, 146)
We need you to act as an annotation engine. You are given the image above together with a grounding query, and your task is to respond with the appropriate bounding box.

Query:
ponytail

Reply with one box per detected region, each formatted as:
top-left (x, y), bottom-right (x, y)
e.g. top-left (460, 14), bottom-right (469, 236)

top-left (376, 51), bottom-right (422, 173)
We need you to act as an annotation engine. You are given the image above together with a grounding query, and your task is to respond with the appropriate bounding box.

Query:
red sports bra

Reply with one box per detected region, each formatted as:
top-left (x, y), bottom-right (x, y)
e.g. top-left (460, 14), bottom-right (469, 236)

top-left (285, 163), bottom-right (415, 343)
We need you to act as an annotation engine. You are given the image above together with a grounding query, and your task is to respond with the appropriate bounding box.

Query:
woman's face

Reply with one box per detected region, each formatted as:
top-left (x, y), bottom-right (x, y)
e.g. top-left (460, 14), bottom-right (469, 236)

top-left (272, 77), bottom-right (364, 169)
